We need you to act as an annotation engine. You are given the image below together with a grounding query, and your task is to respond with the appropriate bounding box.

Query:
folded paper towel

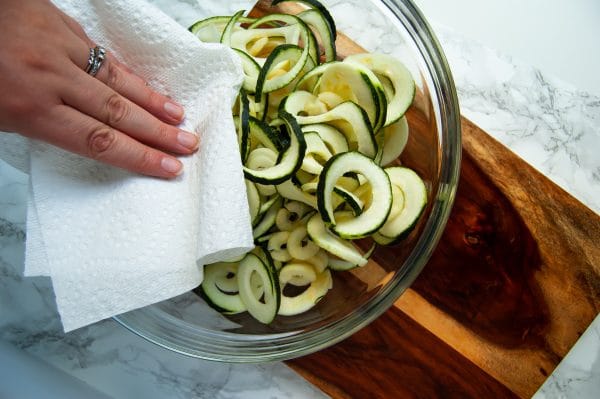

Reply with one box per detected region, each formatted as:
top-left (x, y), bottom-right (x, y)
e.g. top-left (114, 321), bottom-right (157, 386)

top-left (0, 0), bottom-right (254, 331)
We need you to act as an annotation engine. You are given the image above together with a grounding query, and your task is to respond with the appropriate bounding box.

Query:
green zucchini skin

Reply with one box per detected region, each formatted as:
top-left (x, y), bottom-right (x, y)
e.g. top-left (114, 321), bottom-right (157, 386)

top-left (243, 109), bottom-right (307, 185)
top-left (271, 0), bottom-right (337, 40)
top-left (187, 0), bottom-right (425, 325)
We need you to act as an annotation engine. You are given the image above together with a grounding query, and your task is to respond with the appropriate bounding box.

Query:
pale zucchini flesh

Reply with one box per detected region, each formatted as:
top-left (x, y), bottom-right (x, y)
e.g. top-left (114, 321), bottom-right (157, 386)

top-left (278, 268), bottom-right (332, 316)
top-left (344, 53), bottom-right (416, 126)
top-left (238, 253), bottom-right (280, 324)
top-left (317, 152), bottom-right (392, 239)
top-left (243, 110), bottom-right (306, 184)
top-left (190, 0), bottom-right (427, 325)
top-left (380, 116), bottom-right (409, 166)
top-left (201, 262), bottom-right (246, 314)
top-left (306, 213), bottom-right (369, 266)
top-left (377, 166), bottom-right (427, 241)
top-left (283, 93), bottom-right (377, 158)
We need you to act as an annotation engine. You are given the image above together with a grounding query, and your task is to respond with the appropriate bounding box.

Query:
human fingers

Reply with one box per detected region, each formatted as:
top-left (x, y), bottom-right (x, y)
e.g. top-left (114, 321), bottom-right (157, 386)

top-left (62, 25), bottom-right (186, 126)
top-left (94, 54), bottom-right (187, 125)
top-left (52, 18), bottom-right (196, 155)
top-left (57, 6), bottom-right (92, 46)
top-left (39, 104), bottom-right (184, 179)
top-left (58, 18), bottom-right (194, 171)
top-left (61, 62), bottom-right (199, 156)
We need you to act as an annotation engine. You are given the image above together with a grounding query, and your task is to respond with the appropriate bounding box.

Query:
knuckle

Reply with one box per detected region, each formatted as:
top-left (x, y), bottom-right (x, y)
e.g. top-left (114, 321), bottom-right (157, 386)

top-left (86, 126), bottom-right (117, 159)
top-left (22, 52), bottom-right (52, 72)
top-left (106, 62), bottom-right (123, 90)
top-left (147, 89), bottom-right (164, 108)
top-left (154, 123), bottom-right (172, 143)
top-left (138, 149), bottom-right (159, 172)
top-left (105, 93), bottom-right (129, 125)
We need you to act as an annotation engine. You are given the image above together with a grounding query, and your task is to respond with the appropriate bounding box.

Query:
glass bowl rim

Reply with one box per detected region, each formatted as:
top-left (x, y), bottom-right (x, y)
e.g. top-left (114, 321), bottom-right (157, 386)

top-left (114, 0), bottom-right (462, 363)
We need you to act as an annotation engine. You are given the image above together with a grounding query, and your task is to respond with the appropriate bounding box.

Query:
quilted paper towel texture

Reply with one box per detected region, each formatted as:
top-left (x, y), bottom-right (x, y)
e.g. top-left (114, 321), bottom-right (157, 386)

top-left (0, 0), bottom-right (254, 331)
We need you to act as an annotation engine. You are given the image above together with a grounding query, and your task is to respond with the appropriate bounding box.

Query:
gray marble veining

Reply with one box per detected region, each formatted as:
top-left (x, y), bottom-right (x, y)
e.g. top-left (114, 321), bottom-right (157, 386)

top-left (0, 2), bottom-right (326, 397)
top-left (0, 166), bottom-right (326, 399)
top-left (430, 21), bottom-right (600, 399)
top-left (435, 24), bottom-right (600, 214)
top-left (0, 0), bottom-right (296, 395)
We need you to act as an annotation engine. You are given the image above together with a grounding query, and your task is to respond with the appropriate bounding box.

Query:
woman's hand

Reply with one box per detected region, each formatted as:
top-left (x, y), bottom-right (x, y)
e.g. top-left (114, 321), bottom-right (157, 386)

top-left (0, 0), bottom-right (198, 178)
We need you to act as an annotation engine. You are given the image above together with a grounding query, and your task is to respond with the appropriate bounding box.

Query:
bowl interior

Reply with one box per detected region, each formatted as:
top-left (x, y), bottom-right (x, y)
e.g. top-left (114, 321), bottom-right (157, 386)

top-left (115, 0), bottom-right (461, 362)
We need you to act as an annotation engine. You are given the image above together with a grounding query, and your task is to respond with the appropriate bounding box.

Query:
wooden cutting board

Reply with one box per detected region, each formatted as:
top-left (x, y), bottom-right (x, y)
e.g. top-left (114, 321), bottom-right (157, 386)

top-left (248, 2), bottom-right (600, 397)
top-left (287, 118), bottom-right (600, 398)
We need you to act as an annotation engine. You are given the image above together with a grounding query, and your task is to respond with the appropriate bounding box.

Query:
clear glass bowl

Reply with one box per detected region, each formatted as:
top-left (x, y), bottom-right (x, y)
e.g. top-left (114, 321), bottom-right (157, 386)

top-left (114, 0), bottom-right (461, 362)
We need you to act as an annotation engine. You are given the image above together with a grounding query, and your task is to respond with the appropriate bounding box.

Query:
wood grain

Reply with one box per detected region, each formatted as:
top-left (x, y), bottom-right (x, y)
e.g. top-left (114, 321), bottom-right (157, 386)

top-left (289, 304), bottom-right (520, 399)
top-left (286, 119), bottom-right (600, 398)
top-left (396, 119), bottom-right (600, 397)
top-left (248, 2), bottom-right (600, 397)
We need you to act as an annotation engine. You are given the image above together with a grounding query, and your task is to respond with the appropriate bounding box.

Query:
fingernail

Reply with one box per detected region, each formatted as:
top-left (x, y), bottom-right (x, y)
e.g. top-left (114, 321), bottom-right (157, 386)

top-left (164, 101), bottom-right (184, 120)
top-left (161, 157), bottom-right (183, 175)
top-left (177, 131), bottom-right (199, 150)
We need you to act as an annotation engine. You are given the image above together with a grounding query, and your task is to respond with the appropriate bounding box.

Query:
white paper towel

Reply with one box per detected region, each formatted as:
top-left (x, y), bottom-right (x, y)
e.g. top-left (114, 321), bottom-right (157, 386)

top-left (0, 0), bottom-right (254, 331)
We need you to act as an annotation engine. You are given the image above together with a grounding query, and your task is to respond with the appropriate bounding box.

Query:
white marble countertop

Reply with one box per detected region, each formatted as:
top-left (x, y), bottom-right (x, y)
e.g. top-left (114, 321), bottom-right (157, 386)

top-left (414, 0), bottom-right (600, 98)
top-left (1, 0), bottom-right (598, 398)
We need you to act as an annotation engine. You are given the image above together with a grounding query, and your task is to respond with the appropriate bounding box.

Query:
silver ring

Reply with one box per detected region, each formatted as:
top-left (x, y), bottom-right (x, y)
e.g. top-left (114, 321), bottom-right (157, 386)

top-left (84, 48), bottom-right (95, 74)
top-left (86, 46), bottom-right (106, 77)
